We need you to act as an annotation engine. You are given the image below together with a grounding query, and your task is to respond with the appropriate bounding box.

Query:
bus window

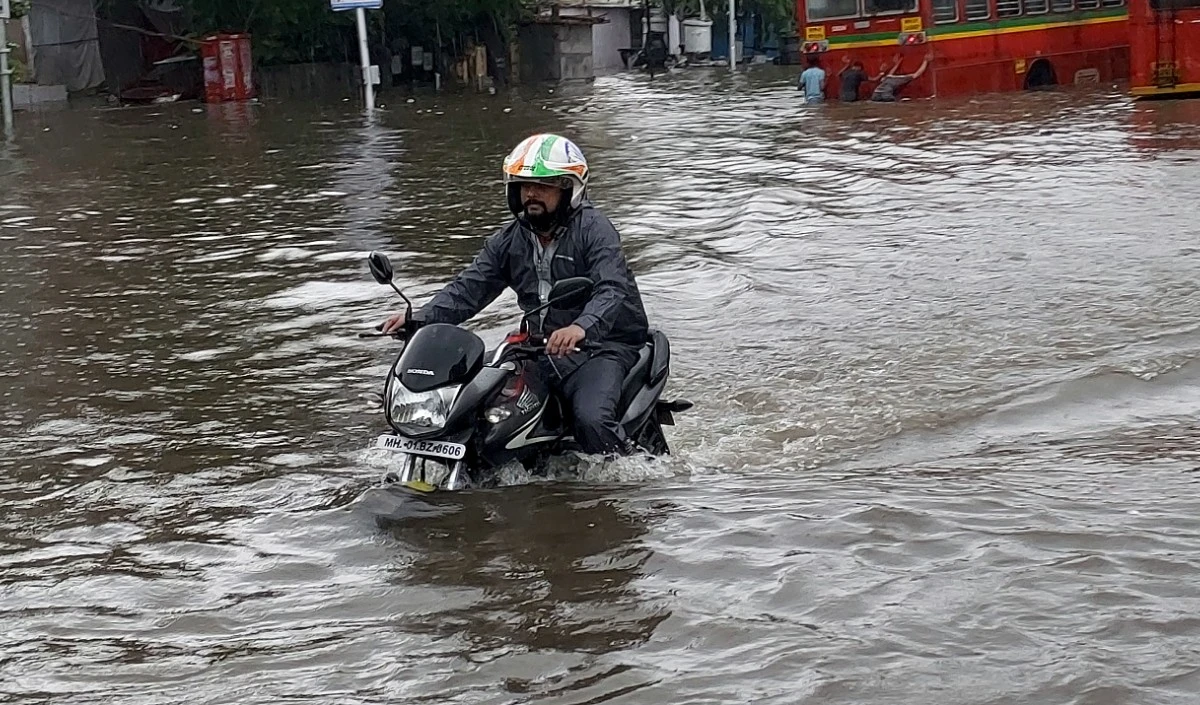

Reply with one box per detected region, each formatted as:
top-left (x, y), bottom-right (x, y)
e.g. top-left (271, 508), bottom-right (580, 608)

top-left (1024, 0), bottom-right (1049, 12)
top-left (965, 0), bottom-right (991, 18)
top-left (997, 0), bottom-right (1022, 15)
top-left (1076, 0), bottom-right (1100, 8)
top-left (807, 0), bottom-right (860, 20)
top-left (864, 0), bottom-right (919, 13)
top-left (1099, 0), bottom-right (1123, 6)
top-left (933, 0), bottom-right (959, 21)
top-left (1151, 0), bottom-right (1200, 7)
top-left (1051, 0), bottom-right (1074, 11)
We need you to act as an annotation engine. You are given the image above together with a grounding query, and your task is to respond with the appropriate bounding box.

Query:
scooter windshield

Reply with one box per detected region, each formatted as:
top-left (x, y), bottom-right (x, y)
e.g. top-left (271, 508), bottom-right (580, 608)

top-left (395, 323), bottom-right (487, 393)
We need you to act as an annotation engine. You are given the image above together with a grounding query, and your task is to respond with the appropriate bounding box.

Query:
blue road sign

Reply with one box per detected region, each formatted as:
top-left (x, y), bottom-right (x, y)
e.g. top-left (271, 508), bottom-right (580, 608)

top-left (331, 0), bottom-right (382, 10)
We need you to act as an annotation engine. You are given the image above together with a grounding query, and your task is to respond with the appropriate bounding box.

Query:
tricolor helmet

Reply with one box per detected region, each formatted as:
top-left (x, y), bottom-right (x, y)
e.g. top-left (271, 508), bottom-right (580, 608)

top-left (502, 134), bottom-right (590, 219)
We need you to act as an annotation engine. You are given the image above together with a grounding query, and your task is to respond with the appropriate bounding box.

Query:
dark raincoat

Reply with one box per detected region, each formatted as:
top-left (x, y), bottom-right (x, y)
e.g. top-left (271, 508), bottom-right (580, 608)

top-left (416, 203), bottom-right (649, 348)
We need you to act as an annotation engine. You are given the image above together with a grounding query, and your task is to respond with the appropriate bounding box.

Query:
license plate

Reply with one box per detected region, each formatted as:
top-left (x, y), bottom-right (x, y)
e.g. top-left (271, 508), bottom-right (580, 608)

top-left (374, 434), bottom-right (466, 461)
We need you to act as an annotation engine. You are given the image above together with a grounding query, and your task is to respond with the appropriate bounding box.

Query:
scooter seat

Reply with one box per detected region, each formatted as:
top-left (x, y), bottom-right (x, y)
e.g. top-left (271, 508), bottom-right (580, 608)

top-left (620, 348), bottom-right (652, 410)
top-left (619, 329), bottom-right (669, 410)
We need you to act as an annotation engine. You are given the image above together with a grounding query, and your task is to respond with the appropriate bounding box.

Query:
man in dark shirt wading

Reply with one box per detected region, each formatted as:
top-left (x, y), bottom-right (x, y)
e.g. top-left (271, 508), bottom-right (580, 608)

top-left (838, 58), bottom-right (870, 102)
top-left (380, 134), bottom-right (650, 457)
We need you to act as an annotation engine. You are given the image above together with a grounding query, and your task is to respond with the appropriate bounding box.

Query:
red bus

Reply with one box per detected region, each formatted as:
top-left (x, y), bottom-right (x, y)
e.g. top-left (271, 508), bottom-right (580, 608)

top-left (1130, 0), bottom-right (1200, 97)
top-left (797, 0), bottom-right (1129, 99)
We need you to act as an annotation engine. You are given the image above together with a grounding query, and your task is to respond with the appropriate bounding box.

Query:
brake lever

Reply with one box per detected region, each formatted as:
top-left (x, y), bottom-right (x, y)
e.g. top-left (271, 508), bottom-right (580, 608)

top-left (359, 319), bottom-right (418, 339)
top-left (359, 327), bottom-right (407, 339)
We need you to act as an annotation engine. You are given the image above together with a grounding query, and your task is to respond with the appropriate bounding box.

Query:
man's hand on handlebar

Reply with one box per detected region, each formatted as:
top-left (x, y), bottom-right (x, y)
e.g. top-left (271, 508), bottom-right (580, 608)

top-left (546, 324), bottom-right (586, 357)
top-left (380, 311), bottom-right (408, 335)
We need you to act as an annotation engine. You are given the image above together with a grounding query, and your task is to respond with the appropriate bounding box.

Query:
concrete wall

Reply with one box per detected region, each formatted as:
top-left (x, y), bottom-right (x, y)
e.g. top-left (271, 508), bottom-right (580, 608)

top-left (13, 83), bottom-right (68, 110)
top-left (556, 24), bottom-right (594, 81)
top-left (584, 9), bottom-right (632, 74)
top-left (518, 23), bottom-right (595, 83)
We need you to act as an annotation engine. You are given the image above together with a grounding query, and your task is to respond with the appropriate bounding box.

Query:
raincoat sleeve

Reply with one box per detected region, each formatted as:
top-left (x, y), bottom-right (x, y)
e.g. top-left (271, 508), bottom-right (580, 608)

top-left (572, 215), bottom-right (631, 341)
top-left (418, 231), bottom-right (509, 326)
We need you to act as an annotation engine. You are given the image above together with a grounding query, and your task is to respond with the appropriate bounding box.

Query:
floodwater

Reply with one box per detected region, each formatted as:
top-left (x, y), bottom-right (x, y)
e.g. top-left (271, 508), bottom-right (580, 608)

top-left (3, 70), bottom-right (1200, 704)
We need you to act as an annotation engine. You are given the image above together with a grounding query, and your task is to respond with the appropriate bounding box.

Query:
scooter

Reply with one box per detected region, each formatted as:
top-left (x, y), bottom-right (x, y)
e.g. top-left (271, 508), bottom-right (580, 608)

top-left (362, 251), bottom-right (692, 492)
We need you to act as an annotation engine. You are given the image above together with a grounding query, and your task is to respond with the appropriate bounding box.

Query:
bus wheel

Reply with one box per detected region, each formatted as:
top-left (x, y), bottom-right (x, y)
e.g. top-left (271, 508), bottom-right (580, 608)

top-left (1024, 59), bottom-right (1057, 91)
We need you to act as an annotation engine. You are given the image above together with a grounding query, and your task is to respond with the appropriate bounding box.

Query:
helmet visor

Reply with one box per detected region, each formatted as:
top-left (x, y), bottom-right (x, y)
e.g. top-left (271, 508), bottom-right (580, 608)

top-left (505, 174), bottom-right (575, 190)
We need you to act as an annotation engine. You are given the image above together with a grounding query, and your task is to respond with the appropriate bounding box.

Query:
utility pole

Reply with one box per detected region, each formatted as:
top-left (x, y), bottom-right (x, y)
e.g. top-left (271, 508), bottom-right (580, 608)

top-left (1, 0), bottom-right (15, 138)
top-left (643, 0), bottom-right (650, 47)
top-left (728, 0), bottom-right (736, 70)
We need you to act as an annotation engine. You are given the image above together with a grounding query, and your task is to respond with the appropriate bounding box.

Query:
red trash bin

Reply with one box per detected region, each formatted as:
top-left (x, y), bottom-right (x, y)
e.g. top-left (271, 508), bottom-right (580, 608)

top-left (201, 34), bottom-right (255, 103)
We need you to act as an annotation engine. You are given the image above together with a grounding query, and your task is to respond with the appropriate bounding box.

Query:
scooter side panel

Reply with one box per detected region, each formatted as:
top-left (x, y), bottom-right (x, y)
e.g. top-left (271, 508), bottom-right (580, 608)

top-left (477, 360), bottom-right (564, 466)
top-left (620, 377), bottom-right (668, 438)
top-left (444, 367), bottom-right (510, 432)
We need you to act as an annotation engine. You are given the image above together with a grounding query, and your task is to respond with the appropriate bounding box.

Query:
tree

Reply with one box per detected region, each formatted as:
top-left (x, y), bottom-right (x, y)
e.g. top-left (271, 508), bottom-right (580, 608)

top-left (179, 0), bottom-right (539, 67)
top-left (182, 0), bottom-right (356, 65)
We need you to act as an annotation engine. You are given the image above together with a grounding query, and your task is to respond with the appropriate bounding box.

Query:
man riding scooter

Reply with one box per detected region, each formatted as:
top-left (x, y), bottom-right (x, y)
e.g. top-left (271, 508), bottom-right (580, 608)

top-left (380, 134), bottom-right (650, 456)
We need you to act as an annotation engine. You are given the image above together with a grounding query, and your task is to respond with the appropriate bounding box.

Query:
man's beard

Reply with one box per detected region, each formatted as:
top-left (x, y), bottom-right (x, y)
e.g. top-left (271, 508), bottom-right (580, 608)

top-left (522, 201), bottom-right (558, 232)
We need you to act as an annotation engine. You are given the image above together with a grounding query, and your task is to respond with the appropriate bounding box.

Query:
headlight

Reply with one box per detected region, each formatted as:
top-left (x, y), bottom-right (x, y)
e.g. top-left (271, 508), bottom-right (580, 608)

top-left (387, 384), bottom-right (461, 431)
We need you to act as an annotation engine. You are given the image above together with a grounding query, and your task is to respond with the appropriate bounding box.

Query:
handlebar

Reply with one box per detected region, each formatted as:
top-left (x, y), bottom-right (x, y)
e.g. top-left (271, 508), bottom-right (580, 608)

top-left (358, 319), bottom-right (424, 340)
top-left (359, 326), bottom-right (408, 340)
top-left (508, 339), bottom-right (601, 355)
top-left (356, 324), bottom-right (601, 356)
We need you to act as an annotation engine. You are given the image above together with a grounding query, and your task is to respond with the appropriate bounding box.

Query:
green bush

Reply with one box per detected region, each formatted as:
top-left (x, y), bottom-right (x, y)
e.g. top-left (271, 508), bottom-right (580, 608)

top-left (7, 0), bottom-right (30, 19)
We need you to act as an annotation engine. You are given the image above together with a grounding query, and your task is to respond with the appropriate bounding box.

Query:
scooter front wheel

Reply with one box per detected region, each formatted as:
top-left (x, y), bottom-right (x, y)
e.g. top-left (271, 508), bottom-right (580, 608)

top-left (384, 456), bottom-right (473, 492)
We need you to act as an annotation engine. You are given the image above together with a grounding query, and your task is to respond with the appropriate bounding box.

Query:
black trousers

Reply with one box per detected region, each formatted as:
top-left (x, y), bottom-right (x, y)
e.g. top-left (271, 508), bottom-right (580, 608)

top-left (541, 345), bottom-right (639, 455)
